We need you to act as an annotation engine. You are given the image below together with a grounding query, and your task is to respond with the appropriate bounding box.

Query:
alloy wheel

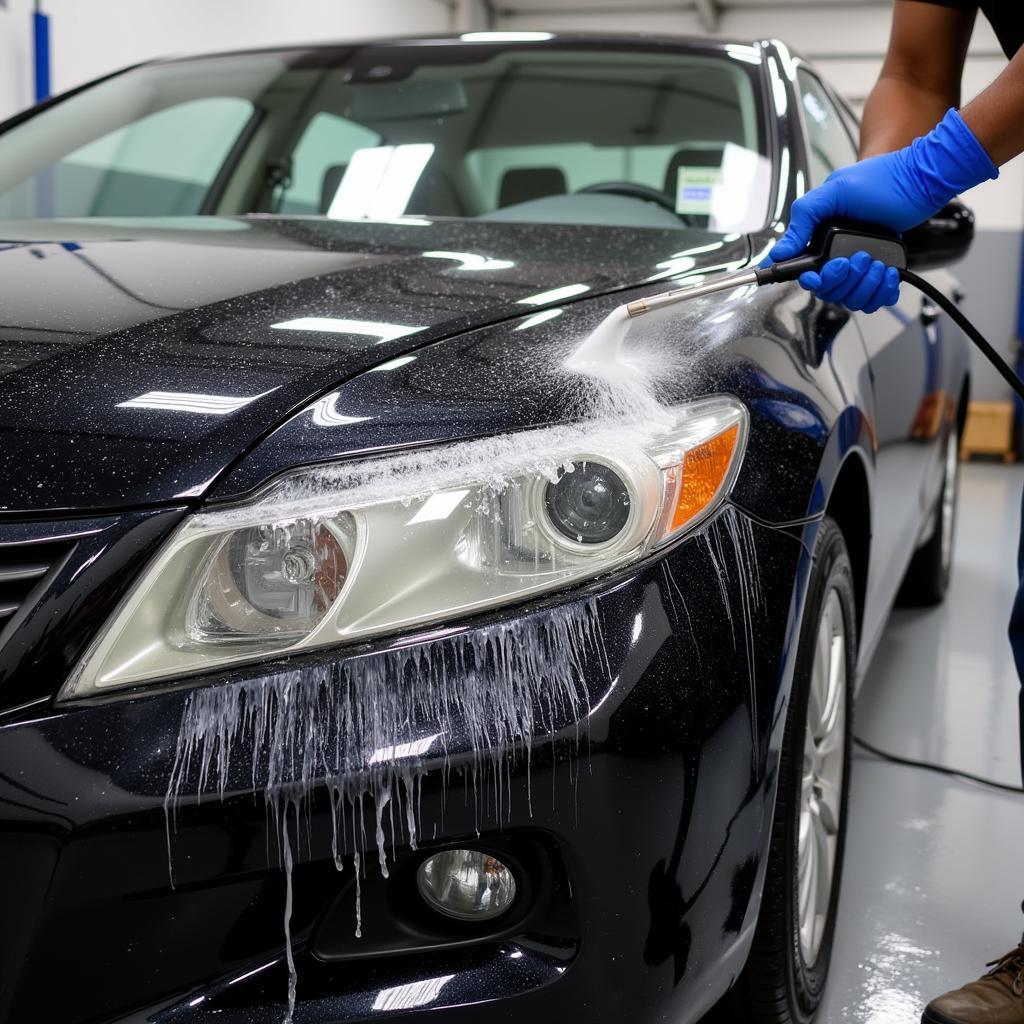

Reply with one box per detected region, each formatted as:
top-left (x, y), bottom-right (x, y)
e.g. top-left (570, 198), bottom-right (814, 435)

top-left (798, 588), bottom-right (847, 966)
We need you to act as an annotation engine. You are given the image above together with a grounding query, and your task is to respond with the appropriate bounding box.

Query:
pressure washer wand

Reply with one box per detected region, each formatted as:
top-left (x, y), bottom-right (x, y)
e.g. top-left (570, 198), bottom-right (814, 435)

top-left (624, 221), bottom-right (908, 319)
top-left (619, 220), bottom-right (1024, 403)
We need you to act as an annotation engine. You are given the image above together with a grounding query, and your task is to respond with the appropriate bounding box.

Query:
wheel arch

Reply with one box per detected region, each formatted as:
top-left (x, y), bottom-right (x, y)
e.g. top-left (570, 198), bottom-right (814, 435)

top-left (823, 449), bottom-right (870, 641)
top-left (956, 374), bottom-right (970, 438)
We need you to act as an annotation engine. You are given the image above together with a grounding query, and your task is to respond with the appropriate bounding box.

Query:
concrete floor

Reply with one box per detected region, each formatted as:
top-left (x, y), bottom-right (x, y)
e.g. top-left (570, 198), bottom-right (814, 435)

top-left (819, 462), bottom-right (1024, 1023)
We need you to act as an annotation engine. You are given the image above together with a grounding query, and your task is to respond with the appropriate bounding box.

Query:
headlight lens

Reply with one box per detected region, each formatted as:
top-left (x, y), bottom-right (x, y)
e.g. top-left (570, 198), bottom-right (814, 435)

top-left (187, 518), bottom-right (354, 641)
top-left (61, 396), bottom-right (747, 699)
top-left (544, 462), bottom-right (632, 545)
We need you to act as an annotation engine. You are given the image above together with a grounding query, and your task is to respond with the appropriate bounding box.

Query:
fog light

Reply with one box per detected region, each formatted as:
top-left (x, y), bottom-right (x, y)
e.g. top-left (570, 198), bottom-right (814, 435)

top-left (417, 849), bottom-right (517, 922)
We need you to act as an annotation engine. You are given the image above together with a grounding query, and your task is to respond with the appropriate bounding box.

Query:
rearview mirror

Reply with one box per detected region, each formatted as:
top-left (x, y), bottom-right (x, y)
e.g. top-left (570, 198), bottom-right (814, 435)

top-left (903, 199), bottom-right (974, 271)
top-left (350, 80), bottom-right (468, 122)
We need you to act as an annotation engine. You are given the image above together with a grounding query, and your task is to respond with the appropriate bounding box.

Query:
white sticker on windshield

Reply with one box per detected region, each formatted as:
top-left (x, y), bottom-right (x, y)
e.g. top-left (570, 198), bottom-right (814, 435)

top-left (675, 166), bottom-right (721, 216)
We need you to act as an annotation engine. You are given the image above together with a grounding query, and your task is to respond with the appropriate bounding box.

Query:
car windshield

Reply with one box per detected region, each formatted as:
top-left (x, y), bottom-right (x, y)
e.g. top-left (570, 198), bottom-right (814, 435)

top-left (0, 43), bottom-right (770, 232)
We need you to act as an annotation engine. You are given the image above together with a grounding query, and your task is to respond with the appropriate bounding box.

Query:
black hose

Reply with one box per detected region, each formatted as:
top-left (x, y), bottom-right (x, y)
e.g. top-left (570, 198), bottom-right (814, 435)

top-left (854, 735), bottom-right (1024, 795)
top-left (901, 267), bottom-right (1024, 402)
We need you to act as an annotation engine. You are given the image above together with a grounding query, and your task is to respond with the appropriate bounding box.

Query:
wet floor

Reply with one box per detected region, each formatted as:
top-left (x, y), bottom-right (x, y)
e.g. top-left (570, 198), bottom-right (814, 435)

top-left (818, 462), bottom-right (1024, 1023)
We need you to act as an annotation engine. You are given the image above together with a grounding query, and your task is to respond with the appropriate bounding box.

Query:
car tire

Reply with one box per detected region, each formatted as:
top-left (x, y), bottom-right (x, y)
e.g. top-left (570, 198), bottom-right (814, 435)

top-left (897, 423), bottom-right (960, 607)
top-left (723, 517), bottom-right (856, 1024)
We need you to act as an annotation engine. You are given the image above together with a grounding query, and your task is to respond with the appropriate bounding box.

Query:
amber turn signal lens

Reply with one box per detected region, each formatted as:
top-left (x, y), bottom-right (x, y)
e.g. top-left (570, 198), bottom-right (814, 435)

top-left (657, 424), bottom-right (741, 539)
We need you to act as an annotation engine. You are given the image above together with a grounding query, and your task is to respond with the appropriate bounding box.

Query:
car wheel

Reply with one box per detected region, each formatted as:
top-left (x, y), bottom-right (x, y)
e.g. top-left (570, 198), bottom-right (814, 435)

top-left (897, 423), bottom-right (960, 606)
top-left (726, 517), bottom-right (856, 1024)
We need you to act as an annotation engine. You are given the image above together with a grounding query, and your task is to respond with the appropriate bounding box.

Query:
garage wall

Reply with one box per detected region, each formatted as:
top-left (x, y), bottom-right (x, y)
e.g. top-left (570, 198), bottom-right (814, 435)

top-left (0, 0), bottom-right (454, 120)
top-left (497, 3), bottom-right (1024, 401)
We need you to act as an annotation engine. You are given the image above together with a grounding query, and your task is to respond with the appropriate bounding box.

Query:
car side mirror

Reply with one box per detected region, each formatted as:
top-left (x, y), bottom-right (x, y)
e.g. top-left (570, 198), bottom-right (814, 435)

top-left (903, 199), bottom-right (975, 271)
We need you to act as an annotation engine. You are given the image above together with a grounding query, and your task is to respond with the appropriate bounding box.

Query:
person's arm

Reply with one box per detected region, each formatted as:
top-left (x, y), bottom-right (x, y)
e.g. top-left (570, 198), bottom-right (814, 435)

top-left (767, 1), bottom-right (1018, 313)
top-left (860, 0), bottom-right (975, 158)
top-left (962, 52), bottom-right (1024, 165)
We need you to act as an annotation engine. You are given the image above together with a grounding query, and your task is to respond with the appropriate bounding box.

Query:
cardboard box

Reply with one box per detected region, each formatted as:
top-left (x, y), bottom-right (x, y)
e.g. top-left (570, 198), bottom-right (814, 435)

top-left (961, 400), bottom-right (1015, 461)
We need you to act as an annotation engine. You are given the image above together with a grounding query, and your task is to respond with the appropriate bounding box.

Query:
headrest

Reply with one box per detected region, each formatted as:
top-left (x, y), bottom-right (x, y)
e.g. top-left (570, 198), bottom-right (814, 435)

top-left (320, 164), bottom-right (347, 214)
top-left (498, 166), bottom-right (567, 208)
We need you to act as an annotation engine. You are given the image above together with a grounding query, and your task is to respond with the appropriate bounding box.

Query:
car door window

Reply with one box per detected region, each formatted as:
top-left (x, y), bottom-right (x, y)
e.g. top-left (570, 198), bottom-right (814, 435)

top-left (277, 112), bottom-right (382, 215)
top-left (797, 69), bottom-right (858, 188)
top-left (0, 96), bottom-right (254, 219)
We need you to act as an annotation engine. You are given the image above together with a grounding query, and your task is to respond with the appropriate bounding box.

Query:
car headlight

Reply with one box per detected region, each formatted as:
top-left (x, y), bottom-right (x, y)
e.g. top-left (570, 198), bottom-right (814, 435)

top-left (61, 397), bottom-right (747, 699)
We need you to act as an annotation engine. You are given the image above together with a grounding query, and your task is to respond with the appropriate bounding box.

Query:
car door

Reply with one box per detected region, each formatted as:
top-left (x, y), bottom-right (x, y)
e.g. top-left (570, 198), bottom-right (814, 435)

top-left (795, 67), bottom-right (938, 656)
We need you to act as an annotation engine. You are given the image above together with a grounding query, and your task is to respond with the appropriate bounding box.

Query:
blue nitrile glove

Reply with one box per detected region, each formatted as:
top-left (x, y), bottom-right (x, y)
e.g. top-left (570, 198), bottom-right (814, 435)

top-left (798, 253), bottom-right (903, 313)
top-left (769, 108), bottom-right (998, 311)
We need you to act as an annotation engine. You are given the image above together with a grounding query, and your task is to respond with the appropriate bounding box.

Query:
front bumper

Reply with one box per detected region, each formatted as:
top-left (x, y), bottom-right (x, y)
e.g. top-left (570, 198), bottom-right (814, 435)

top-left (0, 506), bottom-right (807, 1024)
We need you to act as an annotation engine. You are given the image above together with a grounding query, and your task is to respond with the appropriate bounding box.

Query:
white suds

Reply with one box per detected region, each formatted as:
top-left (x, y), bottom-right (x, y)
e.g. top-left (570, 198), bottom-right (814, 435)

top-left (165, 599), bottom-right (604, 1020)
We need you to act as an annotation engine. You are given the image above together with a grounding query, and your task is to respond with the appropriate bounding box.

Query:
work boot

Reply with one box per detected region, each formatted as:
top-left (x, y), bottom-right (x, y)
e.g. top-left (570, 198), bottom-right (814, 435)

top-left (923, 945), bottom-right (1024, 1023)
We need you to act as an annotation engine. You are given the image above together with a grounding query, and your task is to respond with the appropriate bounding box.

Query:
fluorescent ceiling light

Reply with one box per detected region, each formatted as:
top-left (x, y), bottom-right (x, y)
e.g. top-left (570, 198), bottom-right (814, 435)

top-left (515, 307), bottom-right (563, 331)
top-left (368, 355), bottom-right (417, 373)
top-left (372, 975), bottom-right (456, 1012)
top-left (368, 733), bottom-right (441, 764)
top-left (631, 612), bottom-right (643, 645)
top-left (329, 216), bottom-right (433, 227)
top-left (407, 490), bottom-right (470, 525)
top-left (648, 255), bottom-right (697, 281)
top-left (271, 318), bottom-right (425, 343)
top-left (460, 31), bottom-right (553, 42)
top-left (228, 962), bottom-right (275, 987)
top-left (308, 394), bottom-right (372, 428)
top-left (802, 91), bottom-right (828, 125)
top-left (670, 242), bottom-right (724, 257)
top-left (327, 144), bottom-right (435, 220)
top-left (422, 250), bottom-right (514, 271)
top-left (725, 44), bottom-right (762, 65)
top-left (117, 390), bottom-right (272, 415)
top-left (767, 57), bottom-right (789, 117)
top-left (773, 147), bottom-right (790, 221)
top-left (517, 283), bottom-right (590, 306)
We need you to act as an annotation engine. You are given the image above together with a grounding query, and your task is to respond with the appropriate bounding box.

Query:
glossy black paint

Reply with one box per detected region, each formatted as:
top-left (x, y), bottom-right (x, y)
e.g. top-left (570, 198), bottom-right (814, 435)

top-left (0, 34), bottom-right (969, 1024)
top-left (0, 512), bottom-right (806, 1024)
top-left (0, 218), bottom-right (748, 516)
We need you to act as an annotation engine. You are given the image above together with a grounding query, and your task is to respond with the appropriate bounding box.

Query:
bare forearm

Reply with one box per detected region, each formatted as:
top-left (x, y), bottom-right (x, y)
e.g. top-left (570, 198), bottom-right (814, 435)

top-left (961, 47), bottom-right (1024, 166)
top-left (860, 0), bottom-right (974, 158)
top-left (860, 74), bottom-right (954, 157)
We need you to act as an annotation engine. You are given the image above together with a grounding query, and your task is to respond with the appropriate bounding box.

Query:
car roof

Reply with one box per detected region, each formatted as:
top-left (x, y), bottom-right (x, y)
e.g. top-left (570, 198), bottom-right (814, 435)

top-left (149, 32), bottom-right (773, 68)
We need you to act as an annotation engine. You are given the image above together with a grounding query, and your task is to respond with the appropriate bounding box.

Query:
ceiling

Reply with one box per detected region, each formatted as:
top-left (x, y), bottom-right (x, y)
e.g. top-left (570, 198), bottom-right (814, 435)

top-left (490, 0), bottom-right (889, 34)
top-left (494, 0), bottom-right (882, 10)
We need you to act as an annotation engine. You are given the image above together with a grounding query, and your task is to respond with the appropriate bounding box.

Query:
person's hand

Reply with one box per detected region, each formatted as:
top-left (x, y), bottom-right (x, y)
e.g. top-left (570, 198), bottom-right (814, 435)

top-left (769, 108), bottom-right (997, 311)
top-left (797, 252), bottom-right (902, 313)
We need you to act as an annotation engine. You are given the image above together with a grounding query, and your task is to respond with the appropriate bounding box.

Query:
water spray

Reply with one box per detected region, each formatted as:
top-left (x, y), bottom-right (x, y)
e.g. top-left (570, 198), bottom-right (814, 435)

top-left (571, 219), bottom-right (1024, 403)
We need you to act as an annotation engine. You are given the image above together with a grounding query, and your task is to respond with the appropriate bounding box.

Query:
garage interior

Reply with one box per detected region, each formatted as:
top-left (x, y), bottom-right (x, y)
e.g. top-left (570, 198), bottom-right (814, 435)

top-left (1, 3), bottom-right (1023, 1024)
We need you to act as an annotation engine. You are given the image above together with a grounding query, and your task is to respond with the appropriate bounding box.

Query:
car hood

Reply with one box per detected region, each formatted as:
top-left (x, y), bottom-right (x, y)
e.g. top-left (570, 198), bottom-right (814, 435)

top-left (0, 216), bottom-right (749, 516)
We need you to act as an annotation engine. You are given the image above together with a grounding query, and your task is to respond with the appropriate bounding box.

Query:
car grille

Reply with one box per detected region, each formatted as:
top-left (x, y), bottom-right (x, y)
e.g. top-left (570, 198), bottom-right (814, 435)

top-left (0, 539), bottom-right (67, 630)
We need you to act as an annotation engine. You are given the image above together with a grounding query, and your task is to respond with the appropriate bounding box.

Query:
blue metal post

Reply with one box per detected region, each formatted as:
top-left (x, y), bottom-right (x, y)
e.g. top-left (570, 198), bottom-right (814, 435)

top-left (33, 7), bottom-right (50, 103)
top-left (32, 4), bottom-right (53, 215)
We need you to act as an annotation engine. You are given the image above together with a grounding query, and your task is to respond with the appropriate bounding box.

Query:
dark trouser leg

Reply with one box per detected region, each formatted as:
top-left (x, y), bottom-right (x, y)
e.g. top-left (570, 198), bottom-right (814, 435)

top-left (1008, 483), bottom-right (1024, 787)
top-left (1004, 486), bottom-right (1024, 944)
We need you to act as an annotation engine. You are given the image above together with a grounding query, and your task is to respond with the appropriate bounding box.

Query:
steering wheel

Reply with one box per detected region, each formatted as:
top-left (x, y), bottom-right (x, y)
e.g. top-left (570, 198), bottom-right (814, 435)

top-left (573, 182), bottom-right (700, 226)
top-left (576, 180), bottom-right (680, 214)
